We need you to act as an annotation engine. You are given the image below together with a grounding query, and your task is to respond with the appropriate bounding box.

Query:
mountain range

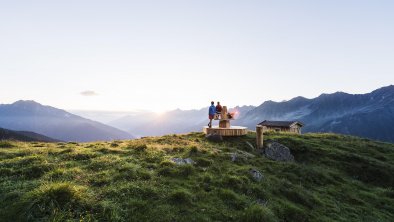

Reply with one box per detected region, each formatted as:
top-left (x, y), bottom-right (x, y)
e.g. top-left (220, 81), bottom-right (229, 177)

top-left (1, 85), bottom-right (393, 143)
top-left (105, 85), bottom-right (394, 143)
top-left (237, 85), bottom-right (394, 143)
top-left (0, 101), bottom-right (133, 142)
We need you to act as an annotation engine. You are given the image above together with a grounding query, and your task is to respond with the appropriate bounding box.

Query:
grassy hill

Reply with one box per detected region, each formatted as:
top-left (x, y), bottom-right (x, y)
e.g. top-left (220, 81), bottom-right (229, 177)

top-left (0, 132), bottom-right (393, 221)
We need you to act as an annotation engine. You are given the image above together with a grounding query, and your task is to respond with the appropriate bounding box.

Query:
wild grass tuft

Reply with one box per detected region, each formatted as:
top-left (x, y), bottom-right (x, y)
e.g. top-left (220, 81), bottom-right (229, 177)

top-left (0, 141), bottom-right (14, 148)
top-left (168, 189), bottom-right (193, 205)
top-left (241, 204), bottom-right (277, 222)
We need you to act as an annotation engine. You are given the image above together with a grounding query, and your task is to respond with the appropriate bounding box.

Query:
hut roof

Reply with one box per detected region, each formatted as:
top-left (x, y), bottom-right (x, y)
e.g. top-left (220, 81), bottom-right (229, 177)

top-left (257, 120), bottom-right (304, 127)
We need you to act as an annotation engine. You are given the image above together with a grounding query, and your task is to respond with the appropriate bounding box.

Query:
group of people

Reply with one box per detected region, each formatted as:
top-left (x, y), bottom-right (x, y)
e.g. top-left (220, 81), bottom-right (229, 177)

top-left (208, 101), bottom-right (222, 128)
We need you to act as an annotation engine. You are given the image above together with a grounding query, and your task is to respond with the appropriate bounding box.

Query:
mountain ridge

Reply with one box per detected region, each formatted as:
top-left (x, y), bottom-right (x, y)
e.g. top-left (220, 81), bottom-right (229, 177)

top-left (0, 101), bottom-right (134, 142)
top-left (0, 127), bottom-right (61, 142)
top-left (238, 85), bottom-right (394, 142)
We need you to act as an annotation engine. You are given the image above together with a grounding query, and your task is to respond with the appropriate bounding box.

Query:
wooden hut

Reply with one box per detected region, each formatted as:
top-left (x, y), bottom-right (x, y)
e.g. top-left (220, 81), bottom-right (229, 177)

top-left (257, 120), bottom-right (304, 134)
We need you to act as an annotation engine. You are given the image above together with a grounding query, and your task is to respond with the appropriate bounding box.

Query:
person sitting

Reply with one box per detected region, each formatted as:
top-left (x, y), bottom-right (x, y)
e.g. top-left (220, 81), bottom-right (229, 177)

top-left (208, 101), bottom-right (216, 128)
top-left (216, 102), bottom-right (222, 115)
top-left (215, 102), bottom-right (223, 119)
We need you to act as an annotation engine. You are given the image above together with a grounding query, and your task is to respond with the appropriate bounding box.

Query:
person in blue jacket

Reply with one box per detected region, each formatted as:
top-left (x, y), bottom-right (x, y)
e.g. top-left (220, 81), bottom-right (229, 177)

top-left (208, 101), bottom-right (216, 128)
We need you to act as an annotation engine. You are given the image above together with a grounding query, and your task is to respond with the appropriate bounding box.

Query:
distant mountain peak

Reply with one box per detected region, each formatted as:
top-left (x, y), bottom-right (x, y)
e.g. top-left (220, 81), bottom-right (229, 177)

top-left (318, 91), bottom-right (349, 98)
top-left (260, 100), bottom-right (277, 106)
top-left (371, 85), bottom-right (394, 94)
top-left (380, 84), bottom-right (394, 89)
top-left (12, 100), bottom-right (41, 106)
top-left (288, 96), bottom-right (309, 103)
top-left (7, 100), bottom-right (48, 112)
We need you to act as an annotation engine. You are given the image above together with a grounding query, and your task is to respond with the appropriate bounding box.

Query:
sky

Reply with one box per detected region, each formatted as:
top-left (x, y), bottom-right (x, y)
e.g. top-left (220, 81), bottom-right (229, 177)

top-left (1, 0), bottom-right (393, 112)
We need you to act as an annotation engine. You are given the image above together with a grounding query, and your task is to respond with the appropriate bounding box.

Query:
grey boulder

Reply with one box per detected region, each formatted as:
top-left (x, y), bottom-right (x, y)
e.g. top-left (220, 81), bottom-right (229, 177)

top-left (264, 142), bottom-right (294, 162)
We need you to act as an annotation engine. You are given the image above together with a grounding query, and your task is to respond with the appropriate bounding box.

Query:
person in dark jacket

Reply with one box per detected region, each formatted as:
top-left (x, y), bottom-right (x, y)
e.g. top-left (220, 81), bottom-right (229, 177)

top-left (208, 101), bottom-right (216, 128)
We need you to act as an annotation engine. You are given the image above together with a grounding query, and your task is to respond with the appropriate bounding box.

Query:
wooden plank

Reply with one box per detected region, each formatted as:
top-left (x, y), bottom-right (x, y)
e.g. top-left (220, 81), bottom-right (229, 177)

top-left (203, 126), bottom-right (248, 136)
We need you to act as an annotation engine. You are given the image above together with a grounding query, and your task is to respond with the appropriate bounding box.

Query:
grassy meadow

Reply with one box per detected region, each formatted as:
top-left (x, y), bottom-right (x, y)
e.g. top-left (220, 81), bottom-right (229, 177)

top-left (0, 132), bottom-right (393, 221)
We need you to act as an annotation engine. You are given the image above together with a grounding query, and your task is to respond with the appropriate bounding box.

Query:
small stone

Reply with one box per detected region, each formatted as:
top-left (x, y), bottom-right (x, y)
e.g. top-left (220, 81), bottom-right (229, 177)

top-left (249, 168), bottom-right (263, 182)
top-left (230, 153), bottom-right (237, 162)
top-left (256, 199), bottom-right (268, 206)
top-left (171, 157), bottom-right (194, 165)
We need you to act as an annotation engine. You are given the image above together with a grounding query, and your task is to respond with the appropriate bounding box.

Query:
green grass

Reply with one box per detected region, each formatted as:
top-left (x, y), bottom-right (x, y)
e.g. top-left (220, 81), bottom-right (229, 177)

top-left (0, 132), bottom-right (393, 221)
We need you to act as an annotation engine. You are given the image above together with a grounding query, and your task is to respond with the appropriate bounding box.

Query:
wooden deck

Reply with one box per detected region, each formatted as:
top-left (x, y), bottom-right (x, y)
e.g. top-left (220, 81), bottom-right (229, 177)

top-left (203, 126), bottom-right (248, 136)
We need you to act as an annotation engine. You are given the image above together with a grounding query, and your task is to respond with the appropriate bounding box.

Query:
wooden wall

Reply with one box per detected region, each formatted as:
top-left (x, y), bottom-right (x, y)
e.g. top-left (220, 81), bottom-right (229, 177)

top-left (263, 126), bottom-right (302, 134)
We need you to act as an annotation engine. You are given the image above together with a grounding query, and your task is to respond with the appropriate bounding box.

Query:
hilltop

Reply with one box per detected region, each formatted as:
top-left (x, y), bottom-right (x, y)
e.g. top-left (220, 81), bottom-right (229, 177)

top-left (0, 132), bottom-right (393, 221)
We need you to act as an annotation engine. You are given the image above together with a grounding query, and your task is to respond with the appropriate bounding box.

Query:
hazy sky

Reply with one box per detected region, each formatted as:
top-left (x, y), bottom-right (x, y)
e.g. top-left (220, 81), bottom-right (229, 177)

top-left (1, 0), bottom-right (393, 112)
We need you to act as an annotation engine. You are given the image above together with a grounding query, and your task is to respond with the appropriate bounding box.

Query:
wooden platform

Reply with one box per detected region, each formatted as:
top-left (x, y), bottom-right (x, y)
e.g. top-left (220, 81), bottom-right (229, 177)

top-left (203, 126), bottom-right (248, 136)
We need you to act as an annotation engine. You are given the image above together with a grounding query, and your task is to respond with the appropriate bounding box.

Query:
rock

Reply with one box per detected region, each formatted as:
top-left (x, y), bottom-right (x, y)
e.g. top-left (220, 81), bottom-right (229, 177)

top-left (171, 158), bottom-right (195, 165)
top-left (249, 168), bottom-right (263, 181)
top-left (256, 199), bottom-right (268, 206)
top-left (205, 133), bottom-right (223, 142)
top-left (264, 142), bottom-right (294, 162)
top-left (230, 153), bottom-right (237, 162)
top-left (184, 158), bottom-right (194, 164)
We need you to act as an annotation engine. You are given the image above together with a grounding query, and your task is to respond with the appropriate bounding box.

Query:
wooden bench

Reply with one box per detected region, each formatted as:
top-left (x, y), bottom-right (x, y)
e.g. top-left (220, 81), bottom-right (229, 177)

top-left (203, 126), bottom-right (248, 136)
top-left (203, 105), bottom-right (248, 136)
